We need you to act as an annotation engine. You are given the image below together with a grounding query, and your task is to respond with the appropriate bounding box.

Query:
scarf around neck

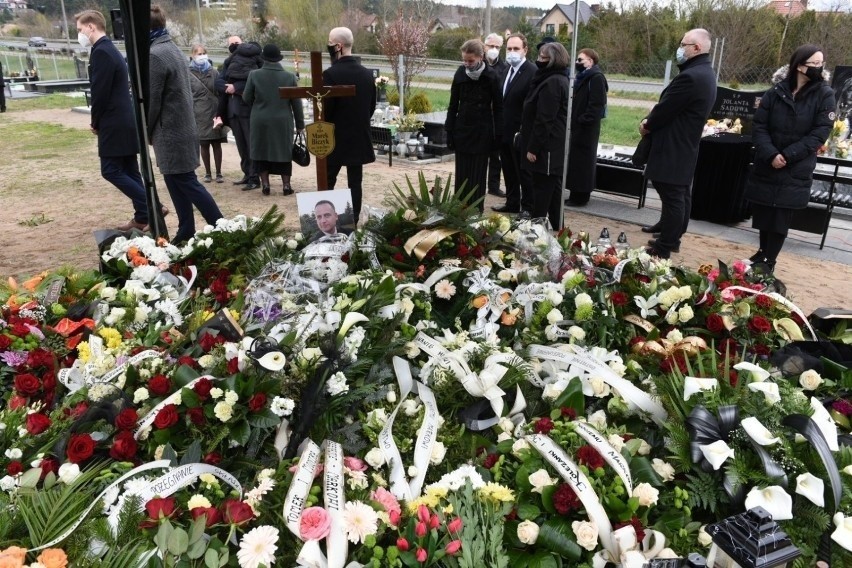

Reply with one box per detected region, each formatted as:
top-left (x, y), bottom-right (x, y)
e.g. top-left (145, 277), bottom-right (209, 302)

top-left (465, 60), bottom-right (486, 81)
top-left (149, 28), bottom-right (168, 44)
top-left (190, 58), bottom-right (212, 73)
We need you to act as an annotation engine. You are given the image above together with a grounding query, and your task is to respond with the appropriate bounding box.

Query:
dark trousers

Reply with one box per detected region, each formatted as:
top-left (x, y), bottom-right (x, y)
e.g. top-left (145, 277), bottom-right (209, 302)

top-left (162, 171), bottom-right (224, 243)
top-left (653, 180), bottom-right (692, 256)
top-left (500, 142), bottom-right (533, 212)
top-left (101, 155), bottom-right (149, 223)
top-left (327, 162), bottom-right (363, 220)
top-left (0, 80), bottom-right (5, 111)
top-left (531, 172), bottom-right (563, 231)
top-left (487, 149), bottom-right (501, 192)
top-left (229, 114), bottom-right (257, 181)
top-left (455, 152), bottom-right (489, 212)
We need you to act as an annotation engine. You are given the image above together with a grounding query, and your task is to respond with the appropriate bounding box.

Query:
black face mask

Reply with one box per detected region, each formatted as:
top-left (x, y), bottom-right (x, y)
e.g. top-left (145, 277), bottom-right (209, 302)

top-left (535, 60), bottom-right (549, 70)
top-left (804, 65), bottom-right (823, 82)
top-left (575, 62), bottom-right (585, 72)
top-left (228, 43), bottom-right (238, 53)
top-left (327, 44), bottom-right (339, 60)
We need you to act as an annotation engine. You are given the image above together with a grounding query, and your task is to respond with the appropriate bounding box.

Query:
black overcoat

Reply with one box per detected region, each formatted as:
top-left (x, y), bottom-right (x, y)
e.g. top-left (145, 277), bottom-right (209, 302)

top-left (500, 60), bottom-right (537, 140)
top-left (322, 56), bottom-right (377, 166)
top-left (568, 65), bottom-right (607, 194)
top-left (89, 36), bottom-right (139, 158)
top-left (643, 54), bottom-right (716, 185)
top-left (519, 68), bottom-right (571, 177)
top-left (745, 75), bottom-right (835, 209)
top-left (445, 65), bottom-right (504, 154)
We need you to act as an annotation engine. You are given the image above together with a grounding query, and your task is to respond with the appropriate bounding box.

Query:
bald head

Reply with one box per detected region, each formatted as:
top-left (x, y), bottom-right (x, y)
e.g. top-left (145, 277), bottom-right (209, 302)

top-left (685, 28), bottom-right (711, 53)
top-left (329, 27), bottom-right (354, 52)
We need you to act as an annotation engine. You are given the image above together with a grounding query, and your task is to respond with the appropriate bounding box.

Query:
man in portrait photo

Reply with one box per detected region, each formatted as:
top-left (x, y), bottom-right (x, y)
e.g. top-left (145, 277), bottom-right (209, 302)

top-left (313, 200), bottom-right (353, 240)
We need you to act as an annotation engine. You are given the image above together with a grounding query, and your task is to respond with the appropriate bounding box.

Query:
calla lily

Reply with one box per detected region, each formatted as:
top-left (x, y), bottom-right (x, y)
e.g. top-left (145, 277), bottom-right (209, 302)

top-left (740, 417), bottom-right (781, 446)
top-left (734, 361), bottom-right (770, 382)
top-left (683, 376), bottom-right (718, 401)
top-left (338, 312), bottom-right (369, 339)
top-left (744, 485), bottom-right (793, 520)
top-left (257, 351), bottom-right (286, 372)
top-left (832, 513), bottom-right (852, 551)
top-left (773, 318), bottom-right (805, 341)
top-left (842, 465), bottom-right (852, 476)
top-left (733, 301), bottom-right (751, 318)
top-left (795, 472), bottom-right (825, 507)
top-left (224, 336), bottom-right (255, 372)
top-left (699, 440), bottom-right (735, 470)
top-left (747, 381), bottom-right (780, 404)
top-left (809, 397), bottom-right (839, 451)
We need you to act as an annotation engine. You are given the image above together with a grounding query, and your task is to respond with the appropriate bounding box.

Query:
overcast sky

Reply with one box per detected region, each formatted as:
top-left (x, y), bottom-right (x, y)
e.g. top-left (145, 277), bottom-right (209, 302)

top-left (435, 0), bottom-right (850, 12)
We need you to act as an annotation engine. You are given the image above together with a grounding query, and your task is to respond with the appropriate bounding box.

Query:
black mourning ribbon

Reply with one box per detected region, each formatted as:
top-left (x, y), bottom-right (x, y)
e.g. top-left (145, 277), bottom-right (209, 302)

top-left (686, 405), bottom-right (745, 502)
top-left (782, 414), bottom-right (842, 511)
top-left (457, 388), bottom-right (519, 431)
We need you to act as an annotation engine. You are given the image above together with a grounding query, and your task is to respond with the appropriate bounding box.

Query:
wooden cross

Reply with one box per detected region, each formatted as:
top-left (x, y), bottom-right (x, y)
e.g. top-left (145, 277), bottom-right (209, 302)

top-left (280, 50), bottom-right (356, 190)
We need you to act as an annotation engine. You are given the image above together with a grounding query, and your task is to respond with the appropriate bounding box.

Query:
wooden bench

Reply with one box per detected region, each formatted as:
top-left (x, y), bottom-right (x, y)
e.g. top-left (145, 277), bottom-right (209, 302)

top-left (370, 125), bottom-right (394, 167)
top-left (791, 155), bottom-right (852, 249)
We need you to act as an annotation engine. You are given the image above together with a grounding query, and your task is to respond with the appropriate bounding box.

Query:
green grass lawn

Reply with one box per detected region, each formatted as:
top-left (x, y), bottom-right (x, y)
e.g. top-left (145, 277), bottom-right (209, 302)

top-left (600, 105), bottom-right (647, 147)
top-left (5, 93), bottom-right (86, 111)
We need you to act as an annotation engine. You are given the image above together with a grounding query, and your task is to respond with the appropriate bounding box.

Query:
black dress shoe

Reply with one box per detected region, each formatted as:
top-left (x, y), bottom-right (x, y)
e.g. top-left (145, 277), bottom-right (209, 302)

top-left (564, 199), bottom-right (588, 207)
top-left (242, 182), bottom-right (260, 191)
top-left (491, 204), bottom-right (520, 213)
top-left (262, 185), bottom-right (270, 195)
top-left (647, 238), bottom-right (679, 253)
top-left (488, 188), bottom-right (507, 198)
top-left (645, 246), bottom-right (670, 259)
top-left (233, 177), bottom-right (249, 185)
top-left (640, 224), bottom-right (661, 233)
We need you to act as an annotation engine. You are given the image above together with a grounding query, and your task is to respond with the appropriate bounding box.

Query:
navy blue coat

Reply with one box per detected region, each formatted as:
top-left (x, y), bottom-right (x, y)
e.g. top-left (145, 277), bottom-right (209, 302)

top-left (89, 36), bottom-right (139, 158)
top-left (644, 54), bottom-right (717, 185)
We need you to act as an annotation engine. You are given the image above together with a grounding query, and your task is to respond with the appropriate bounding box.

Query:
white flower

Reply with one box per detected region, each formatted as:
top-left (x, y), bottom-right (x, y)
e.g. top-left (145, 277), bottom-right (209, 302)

top-left (832, 513), bottom-right (852, 551)
top-left (734, 361), bottom-right (771, 382)
top-left (683, 376), bottom-right (718, 401)
top-left (652, 459), bottom-right (675, 482)
top-left (697, 525), bottom-right (712, 547)
top-left (367, 408), bottom-right (388, 425)
top-left (517, 520), bottom-right (540, 544)
top-left (434, 279), bottom-right (457, 300)
top-left (237, 525), bottom-right (279, 568)
top-left (498, 417), bottom-right (515, 433)
top-left (430, 442), bottom-right (447, 465)
top-left (587, 410), bottom-right (607, 430)
top-left (386, 389), bottom-right (397, 403)
top-left (210, 387), bottom-right (223, 399)
top-left (810, 397), bottom-right (839, 451)
top-left (574, 293), bottom-right (593, 308)
top-left (326, 371), bottom-right (350, 396)
top-left (799, 369), bottom-right (824, 391)
top-left (528, 469), bottom-right (558, 494)
top-left (844, 465), bottom-right (852, 476)
top-left (270, 397), bottom-right (295, 417)
top-left (401, 399), bottom-right (421, 417)
top-left (342, 500), bottom-right (379, 544)
top-left (497, 432), bottom-right (512, 442)
top-left (187, 494), bottom-right (213, 510)
top-left (100, 287), bottom-right (118, 301)
top-left (512, 439), bottom-right (531, 455)
top-left (546, 309), bottom-right (563, 324)
top-left (365, 448), bottom-right (385, 469)
top-left (0, 475), bottom-right (17, 492)
top-left (214, 401), bottom-right (234, 422)
top-left (133, 388), bottom-right (150, 404)
top-left (4, 448), bottom-right (22, 460)
top-left (404, 341), bottom-right (421, 358)
top-left (744, 486), bottom-right (792, 521)
top-left (407, 465), bottom-right (418, 477)
top-left (608, 434), bottom-right (625, 452)
top-left (795, 472), bottom-right (825, 507)
top-left (568, 326), bottom-right (586, 341)
top-left (629, 481), bottom-right (659, 507)
top-left (257, 351), bottom-right (286, 372)
top-left (572, 520), bottom-right (599, 551)
top-left (225, 390), bottom-right (239, 405)
top-left (198, 354), bottom-right (216, 369)
top-left (666, 329), bottom-right (684, 343)
top-left (58, 463), bottom-right (81, 484)
top-left (741, 417), bottom-right (781, 446)
top-left (588, 377), bottom-right (611, 398)
top-left (747, 381), bottom-right (781, 404)
top-left (542, 382), bottom-right (565, 400)
top-left (637, 439), bottom-right (652, 456)
top-left (699, 440), bottom-right (735, 470)
top-left (678, 305), bottom-right (694, 323)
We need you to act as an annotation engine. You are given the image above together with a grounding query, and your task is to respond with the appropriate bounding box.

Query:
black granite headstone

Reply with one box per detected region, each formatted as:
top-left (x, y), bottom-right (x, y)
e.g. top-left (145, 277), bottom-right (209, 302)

top-left (710, 87), bottom-right (765, 134)
top-left (831, 65), bottom-right (852, 118)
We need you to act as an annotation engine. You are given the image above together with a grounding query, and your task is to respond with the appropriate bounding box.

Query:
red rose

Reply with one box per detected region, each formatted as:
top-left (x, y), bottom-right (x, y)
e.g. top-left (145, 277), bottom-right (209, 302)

top-left (187, 407), bottom-right (205, 426)
top-left (10, 322), bottom-right (30, 337)
top-left (41, 370), bottom-right (56, 392)
top-left (221, 498), bottom-right (254, 525)
top-left (190, 506), bottom-right (221, 527)
top-left (26, 413), bottom-right (52, 435)
top-left (247, 393), bottom-right (267, 412)
top-left (115, 408), bottom-right (139, 430)
top-left (198, 332), bottom-right (224, 353)
top-left (14, 373), bottom-right (41, 396)
top-left (39, 456), bottom-right (59, 479)
top-left (610, 291), bottom-right (629, 307)
top-left (553, 483), bottom-right (581, 515)
top-left (153, 404), bottom-right (179, 430)
top-left (748, 315), bottom-right (772, 334)
top-left (177, 355), bottom-right (198, 369)
top-left (109, 431), bottom-right (138, 461)
top-left (533, 417), bottom-right (554, 434)
top-left (66, 433), bottom-right (96, 463)
top-left (70, 401), bottom-right (89, 418)
top-left (145, 497), bottom-right (178, 521)
top-left (0, 334), bottom-right (12, 350)
top-left (27, 348), bottom-right (54, 369)
top-left (6, 461), bottom-right (23, 476)
top-left (706, 313), bottom-right (725, 334)
top-left (483, 453), bottom-right (499, 469)
top-left (755, 295), bottom-right (773, 309)
top-left (226, 357), bottom-right (240, 375)
top-left (203, 452), bottom-right (222, 465)
top-left (8, 395), bottom-right (28, 409)
top-left (194, 378), bottom-right (213, 400)
top-left (577, 445), bottom-right (605, 470)
top-left (704, 293), bottom-right (717, 307)
top-left (751, 343), bottom-right (771, 358)
top-left (148, 375), bottom-right (172, 397)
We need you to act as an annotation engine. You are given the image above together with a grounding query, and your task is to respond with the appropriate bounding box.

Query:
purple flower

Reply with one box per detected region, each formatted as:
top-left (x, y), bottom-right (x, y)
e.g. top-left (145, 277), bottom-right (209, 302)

top-left (0, 350), bottom-right (30, 367)
top-left (26, 324), bottom-right (45, 340)
top-left (832, 399), bottom-right (852, 417)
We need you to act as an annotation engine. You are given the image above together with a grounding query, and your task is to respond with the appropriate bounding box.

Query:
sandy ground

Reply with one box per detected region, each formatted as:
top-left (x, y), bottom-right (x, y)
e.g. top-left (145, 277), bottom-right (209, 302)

top-left (0, 107), bottom-right (849, 314)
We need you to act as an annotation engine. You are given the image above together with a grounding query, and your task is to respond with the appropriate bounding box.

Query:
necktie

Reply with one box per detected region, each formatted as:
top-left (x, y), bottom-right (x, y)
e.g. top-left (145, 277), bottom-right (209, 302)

top-left (504, 66), bottom-right (515, 96)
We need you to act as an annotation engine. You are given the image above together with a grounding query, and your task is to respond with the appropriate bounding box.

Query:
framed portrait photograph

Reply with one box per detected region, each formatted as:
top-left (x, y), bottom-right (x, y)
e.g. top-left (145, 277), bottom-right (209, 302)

top-left (295, 188), bottom-right (355, 241)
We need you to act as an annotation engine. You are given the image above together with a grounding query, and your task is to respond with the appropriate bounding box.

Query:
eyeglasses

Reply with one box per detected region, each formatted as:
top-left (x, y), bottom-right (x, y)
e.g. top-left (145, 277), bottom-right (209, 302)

top-left (680, 42), bottom-right (697, 48)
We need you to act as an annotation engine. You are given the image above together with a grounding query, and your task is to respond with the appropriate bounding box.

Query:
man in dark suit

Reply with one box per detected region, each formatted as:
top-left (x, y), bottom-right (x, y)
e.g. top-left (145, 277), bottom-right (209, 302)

top-left (492, 33), bottom-right (536, 214)
top-left (0, 60), bottom-right (6, 112)
top-left (640, 28), bottom-right (717, 259)
top-left (323, 26), bottom-right (376, 222)
top-left (484, 33), bottom-right (508, 198)
top-left (76, 9), bottom-right (155, 231)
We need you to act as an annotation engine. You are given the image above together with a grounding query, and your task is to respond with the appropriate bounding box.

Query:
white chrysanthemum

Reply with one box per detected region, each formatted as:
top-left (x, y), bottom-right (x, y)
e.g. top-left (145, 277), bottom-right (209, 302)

top-left (187, 494), bottom-right (212, 510)
top-left (434, 279), bottom-right (457, 300)
top-left (236, 525), bottom-right (279, 568)
top-left (270, 396), bottom-right (295, 417)
top-left (225, 390), bottom-right (240, 405)
top-left (342, 500), bottom-right (380, 544)
top-left (210, 387), bottom-right (224, 399)
top-left (214, 401), bottom-right (234, 422)
top-left (327, 371), bottom-right (350, 396)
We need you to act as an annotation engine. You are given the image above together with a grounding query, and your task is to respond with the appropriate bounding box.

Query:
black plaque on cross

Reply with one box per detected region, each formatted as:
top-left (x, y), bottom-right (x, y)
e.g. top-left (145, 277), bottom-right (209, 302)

top-left (280, 51), bottom-right (356, 190)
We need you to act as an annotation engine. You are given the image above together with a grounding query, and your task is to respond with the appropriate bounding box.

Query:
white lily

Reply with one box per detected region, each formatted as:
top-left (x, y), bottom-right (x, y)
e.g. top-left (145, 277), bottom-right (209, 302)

top-left (795, 472), bottom-right (825, 507)
top-left (633, 294), bottom-right (660, 319)
top-left (733, 361), bottom-right (770, 382)
top-left (224, 336), bottom-right (255, 372)
top-left (257, 351), bottom-right (286, 372)
top-left (832, 513), bottom-right (852, 551)
top-left (843, 465), bottom-right (852, 476)
top-left (740, 417), bottom-right (781, 446)
top-left (338, 312), bottom-right (369, 339)
top-left (744, 486), bottom-right (793, 521)
top-left (809, 397), bottom-right (839, 452)
top-left (747, 381), bottom-right (780, 404)
top-left (683, 376), bottom-right (718, 401)
top-left (699, 440), bottom-right (735, 470)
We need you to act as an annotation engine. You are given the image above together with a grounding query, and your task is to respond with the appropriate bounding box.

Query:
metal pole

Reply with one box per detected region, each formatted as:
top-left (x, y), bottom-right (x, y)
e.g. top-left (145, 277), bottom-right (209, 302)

top-left (196, 0), bottom-right (205, 45)
top-left (559, 0), bottom-right (582, 231)
top-left (398, 53), bottom-right (404, 116)
top-left (485, 0), bottom-right (492, 36)
top-left (711, 37), bottom-right (718, 68)
top-left (663, 59), bottom-right (672, 88)
top-left (716, 37), bottom-right (725, 84)
top-left (52, 52), bottom-right (59, 79)
top-left (59, 0), bottom-right (72, 53)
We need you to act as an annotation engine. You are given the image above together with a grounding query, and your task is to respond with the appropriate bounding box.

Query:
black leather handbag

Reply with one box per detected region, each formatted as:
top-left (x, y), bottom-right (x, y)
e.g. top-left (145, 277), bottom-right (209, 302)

top-left (292, 131), bottom-right (310, 167)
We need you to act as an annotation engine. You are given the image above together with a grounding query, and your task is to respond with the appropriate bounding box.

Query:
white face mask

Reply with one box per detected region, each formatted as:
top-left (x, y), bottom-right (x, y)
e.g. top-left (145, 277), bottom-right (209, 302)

top-left (486, 48), bottom-right (499, 62)
top-left (77, 31), bottom-right (91, 49)
top-left (506, 52), bottom-right (523, 66)
top-left (194, 54), bottom-right (209, 64)
top-left (675, 46), bottom-right (688, 65)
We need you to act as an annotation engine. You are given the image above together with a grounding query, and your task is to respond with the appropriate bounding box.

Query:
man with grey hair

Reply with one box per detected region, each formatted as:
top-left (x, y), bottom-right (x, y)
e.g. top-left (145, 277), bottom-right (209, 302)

top-left (639, 28), bottom-right (716, 259)
top-left (484, 32), bottom-right (508, 198)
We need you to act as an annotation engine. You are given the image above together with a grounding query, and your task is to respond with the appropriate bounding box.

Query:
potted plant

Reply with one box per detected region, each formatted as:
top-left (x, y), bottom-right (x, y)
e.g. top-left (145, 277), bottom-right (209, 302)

top-left (393, 111), bottom-right (424, 142)
top-left (375, 75), bottom-right (390, 103)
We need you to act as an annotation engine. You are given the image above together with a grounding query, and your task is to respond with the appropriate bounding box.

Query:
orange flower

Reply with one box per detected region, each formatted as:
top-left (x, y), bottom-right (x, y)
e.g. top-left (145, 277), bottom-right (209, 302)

top-left (37, 548), bottom-right (68, 568)
top-left (0, 546), bottom-right (26, 568)
top-left (127, 246), bottom-right (141, 258)
top-left (471, 295), bottom-right (488, 309)
top-left (22, 272), bottom-right (47, 292)
top-left (131, 256), bottom-right (150, 267)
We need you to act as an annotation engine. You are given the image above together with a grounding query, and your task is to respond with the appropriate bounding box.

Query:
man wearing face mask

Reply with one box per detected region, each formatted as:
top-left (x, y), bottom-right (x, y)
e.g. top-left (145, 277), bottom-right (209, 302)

top-left (639, 28), bottom-right (716, 259)
top-left (75, 9), bottom-right (159, 232)
top-left (484, 33), bottom-right (508, 199)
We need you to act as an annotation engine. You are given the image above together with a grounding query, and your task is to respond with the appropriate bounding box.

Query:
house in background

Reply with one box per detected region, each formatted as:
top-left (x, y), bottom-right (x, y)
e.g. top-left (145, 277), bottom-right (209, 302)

top-left (429, 5), bottom-right (480, 34)
top-left (342, 8), bottom-right (379, 34)
top-left (766, 0), bottom-right (808, 17)
top-left (536, 2), bottom-right (596, 37)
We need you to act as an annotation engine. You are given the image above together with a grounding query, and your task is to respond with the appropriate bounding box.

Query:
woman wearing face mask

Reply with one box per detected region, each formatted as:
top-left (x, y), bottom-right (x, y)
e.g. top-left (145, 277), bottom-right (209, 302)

top-left (189, 44), bottom-right (227, 184)
top-left (517, 41), bottom-right (572, 230)
top-left (743, 44), bottom-right (835, 272)
top-left (566, 48), bottom-right (607, 207)
top-left (444, 39), bottom-right (503, 211)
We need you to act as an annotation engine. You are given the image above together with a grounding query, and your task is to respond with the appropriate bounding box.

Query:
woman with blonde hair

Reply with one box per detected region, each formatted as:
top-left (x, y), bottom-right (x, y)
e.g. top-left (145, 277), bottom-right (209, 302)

top-left (188, 44), bottom-right (227, 183)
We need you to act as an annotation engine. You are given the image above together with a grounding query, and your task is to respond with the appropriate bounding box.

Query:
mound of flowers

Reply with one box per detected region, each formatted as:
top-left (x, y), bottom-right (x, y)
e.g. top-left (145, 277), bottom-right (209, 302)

top-left (1, 178), bottom-right (850, 568)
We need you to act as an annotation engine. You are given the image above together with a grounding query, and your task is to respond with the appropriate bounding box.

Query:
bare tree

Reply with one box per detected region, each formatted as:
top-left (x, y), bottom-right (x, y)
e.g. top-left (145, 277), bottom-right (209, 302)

top-left (376, 12), bottom-right (430, 95)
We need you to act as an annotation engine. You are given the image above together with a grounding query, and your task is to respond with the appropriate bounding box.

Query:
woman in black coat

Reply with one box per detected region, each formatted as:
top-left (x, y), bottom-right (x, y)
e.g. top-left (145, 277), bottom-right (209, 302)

top-left (566, 48), bottom-right (607, 206)
top-left (445, 39), bottom-right (503, 211)
top-left (519, 42), bottom-right (572, 230)
top-left (744, 44), bottom-right (835, 271)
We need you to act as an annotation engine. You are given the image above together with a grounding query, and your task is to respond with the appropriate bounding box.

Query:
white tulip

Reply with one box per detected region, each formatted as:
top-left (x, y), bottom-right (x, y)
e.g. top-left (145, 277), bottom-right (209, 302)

top-left (683, 376), bottom-right (718, 401)
top-left (699, 440), bottom-right (735, 470)
top-left (740, 417), bottom-right (781, 446)
top-left (795, 472), bottom-right (825, 508)
top-left (744, 486), bottom-right (792, 521)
